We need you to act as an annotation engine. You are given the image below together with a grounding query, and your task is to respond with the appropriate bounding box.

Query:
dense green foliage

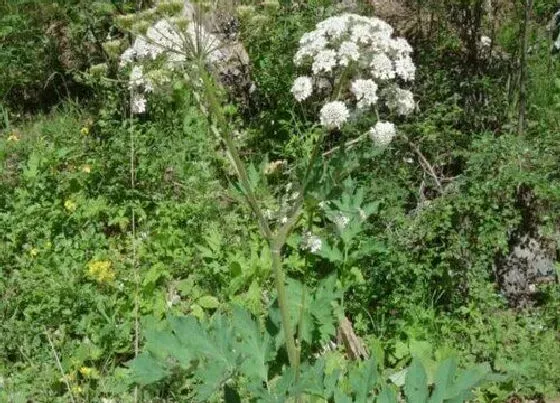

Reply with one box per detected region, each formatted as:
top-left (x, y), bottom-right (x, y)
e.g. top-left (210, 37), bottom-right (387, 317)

top-left (1, 0), bottom-right (560, 402)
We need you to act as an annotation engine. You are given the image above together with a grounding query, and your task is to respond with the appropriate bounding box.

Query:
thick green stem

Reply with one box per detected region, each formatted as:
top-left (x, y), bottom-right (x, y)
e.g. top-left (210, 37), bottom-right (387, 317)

top-left (271, 244), bottom-right (298, 367)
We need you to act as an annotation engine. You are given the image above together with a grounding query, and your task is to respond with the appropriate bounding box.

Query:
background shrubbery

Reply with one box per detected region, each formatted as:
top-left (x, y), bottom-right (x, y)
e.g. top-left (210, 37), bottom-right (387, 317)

top-left (1, 0), bottom-right (560, 401)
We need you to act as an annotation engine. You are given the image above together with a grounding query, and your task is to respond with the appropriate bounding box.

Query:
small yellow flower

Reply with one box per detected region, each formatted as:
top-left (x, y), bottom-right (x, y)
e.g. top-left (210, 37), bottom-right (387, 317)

top-left (7, 134), bottom-right (20, 142)
top-left (64, 200), bottom-right (77, 212)
top-left (30, 248), bottom-right (38, 257)
top-left (81, 165), bottom-right (91, 174)
top-left (87, 260), bottom-right (115, 283)
top-left (71, 385), bottom-right (83, 394)
top-left (80, 127), bottom-right (89, 136)
top-left (79, 367), bottom-right (92, 377)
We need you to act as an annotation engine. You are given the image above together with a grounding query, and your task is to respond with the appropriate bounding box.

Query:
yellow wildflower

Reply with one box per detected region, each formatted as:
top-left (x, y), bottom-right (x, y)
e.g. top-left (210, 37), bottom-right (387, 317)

top-left (30, 248), bottom-right (38, 257)
top-left (7, 134), bottom-right (20, 142)
top-left (81, 165), bottom-right (91, 174)
top-left (79, 366), bottom-right (99, 379)
top-left (80, 127), bottom-right (89, 136)
top-left (64, 200), bottom-right (77, 212)
top-left (87, 260), bottom-right (115, 283)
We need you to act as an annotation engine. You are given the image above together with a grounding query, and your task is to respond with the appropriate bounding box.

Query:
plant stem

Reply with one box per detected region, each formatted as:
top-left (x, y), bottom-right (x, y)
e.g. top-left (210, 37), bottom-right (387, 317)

top-left (270, 244), bottom-right (298, 366)
top-left (129, 88), bottom-right (140, 403)
top-left (517, 0), bottom-right (533, 136)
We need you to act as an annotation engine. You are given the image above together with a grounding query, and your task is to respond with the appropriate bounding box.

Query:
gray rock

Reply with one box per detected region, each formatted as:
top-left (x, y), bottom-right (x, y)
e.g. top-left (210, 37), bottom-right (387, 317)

top-left (496, 234), bottom-right (557, 307)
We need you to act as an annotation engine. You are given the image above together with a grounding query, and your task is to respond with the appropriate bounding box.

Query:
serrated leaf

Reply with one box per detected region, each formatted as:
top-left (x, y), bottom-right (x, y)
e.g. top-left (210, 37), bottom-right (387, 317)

top-left (405, 359), bottom-right (429, 403)
top-left (316, 241), bottom-right (343, 263)
top-left (247, 163), bottom-right (260, 191)
top-left (127, 352), bottom-right (168, 385)
top-left (198, 295), bottom-right (220, 309)
top-left (193, 361), bottom-right (231, 402)
top-left (144, 327), bottom-right (193, 368)
top-left (444, 365), bottom-right (488, 401)
top-left (167, 315), bottom-right (220, 361)
top-left (232, 306), bottom-right (269, 382)
top-left (409, 340), bottom-right (433, 362)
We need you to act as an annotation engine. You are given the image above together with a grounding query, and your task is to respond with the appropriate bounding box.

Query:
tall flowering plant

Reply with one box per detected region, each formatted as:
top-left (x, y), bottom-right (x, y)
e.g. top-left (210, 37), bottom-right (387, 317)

top-left (122, 11), bottom-right (416, 373)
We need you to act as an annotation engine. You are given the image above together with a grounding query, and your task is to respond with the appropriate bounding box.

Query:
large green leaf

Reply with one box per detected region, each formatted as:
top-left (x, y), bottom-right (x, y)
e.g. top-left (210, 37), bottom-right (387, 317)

top-left (232, 305), bottom-right (270, 382)
top-left (405, 359), bottom-right (429, 403)
top-left (444, 365), bottom-right (488, 402)
top-left (428, 358), bottom-right (457, 403)
top-left (127, 352), bottom-right (169, 385)
top-left (350, 359), bottom-right (378, 403)
top-left (144, 327), bottom-right (193, 368)
top-left (377, 386), bottom-right (398, 403)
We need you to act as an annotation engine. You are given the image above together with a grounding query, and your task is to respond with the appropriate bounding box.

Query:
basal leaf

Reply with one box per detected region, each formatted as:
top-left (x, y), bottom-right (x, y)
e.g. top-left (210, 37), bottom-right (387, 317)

top-left (128, 352), bottom-right (169, 385)
top-left (404, 359), bottom-right (429, 403)
top-left (428, 358), bottom-right (456, 403)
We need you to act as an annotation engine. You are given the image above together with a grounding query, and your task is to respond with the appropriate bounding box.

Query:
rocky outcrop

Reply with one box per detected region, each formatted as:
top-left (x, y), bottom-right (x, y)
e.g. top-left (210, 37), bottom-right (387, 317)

top-left (495, 234), bottom-right (557, 307)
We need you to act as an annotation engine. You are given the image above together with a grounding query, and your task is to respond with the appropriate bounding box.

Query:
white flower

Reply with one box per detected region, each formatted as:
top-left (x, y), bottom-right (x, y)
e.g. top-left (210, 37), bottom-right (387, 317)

top-left (316, 15), bottom-right (349, 39)
top-left (394, 55), bottom-right (416, 81)
top-left (300, 30), bottom-right (326, 46)
top-left (132, 36), bottom-right (159, 60)
top-left (388, 37), bottom-right (413, 56)
top-left (295, 32), bottom-right (327, 65)
top-left (144, 78), bottom-right (155, 93)
top-left (350, 24), bottom-right (373, 44)
top-left (147, 20), bottom-right (181, 50)
top-left (312, 49), bottom-right (337, 74)
top-left (290, 14), bottom-right (416, 131)
top-left (291, 76), bottom-right (313, 102)
top-left (480, 35), bottom-right (492, 47)
top-left (395, 89), bottom-right (415, 115)
top-left (320, 101), bottom-right (349, 129)
top-left (369, 121), bottom-right (396, 146)
top-left (338, 41), bottom-right (360, 66)
top-left (333, 213), bottom-right (350, 230)
top-left (119, 48), bottom-right (136, 68)
top-left (131, 94), bottom-right (147, 114)
top-left (128, 65), bottom-right (145, 89)
top-left (302, 231), bottom-right (322, 253)
top-left (387, 88), bottom-right (415, 115)
top-left (351, 79), bottom-right (378, 109)
top-left (370, 53), bottom-right (395, 80)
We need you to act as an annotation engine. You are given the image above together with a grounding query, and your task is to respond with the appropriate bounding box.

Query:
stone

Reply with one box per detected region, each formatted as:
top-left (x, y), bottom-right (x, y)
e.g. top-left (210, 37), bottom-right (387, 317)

top-left (495, 233), bottom-right (557, 307)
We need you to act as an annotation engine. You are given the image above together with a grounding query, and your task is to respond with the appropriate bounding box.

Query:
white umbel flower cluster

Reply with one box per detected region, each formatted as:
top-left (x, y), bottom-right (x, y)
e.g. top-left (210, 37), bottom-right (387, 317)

top-left (291, 13), bottom-right (416, 141)
top-left (351, 79), bottom-right (378, 109)
top-left (291, 76), bottom-right (313, 102)
top-left (369, 121), bottom-right (396, 146)
top-left (320, 101), bottom-right (350, 129)
top-left (302, 231), bottom-right (322, 253)
top-left (119, 18), bottom-right (223, 69)
top-left (131, 94), bottom-right (147, 114)
top-left (128, 65), bottom-right (149, 115)
top-left (118, 10), bottom-right (227, 116)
